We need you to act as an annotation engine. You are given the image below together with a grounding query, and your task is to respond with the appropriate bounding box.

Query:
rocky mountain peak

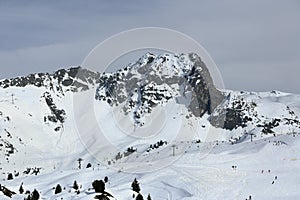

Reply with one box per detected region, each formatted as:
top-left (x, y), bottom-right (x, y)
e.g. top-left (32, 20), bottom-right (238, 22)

top-left (95, 52), bottom-right (225, 126)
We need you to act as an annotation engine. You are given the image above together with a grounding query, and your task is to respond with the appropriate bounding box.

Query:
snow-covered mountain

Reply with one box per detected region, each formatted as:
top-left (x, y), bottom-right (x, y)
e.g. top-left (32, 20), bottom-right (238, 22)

top-left (94, 52), bottom-right (300, 141)
top-left (1, 52), bottom-right (300, 199)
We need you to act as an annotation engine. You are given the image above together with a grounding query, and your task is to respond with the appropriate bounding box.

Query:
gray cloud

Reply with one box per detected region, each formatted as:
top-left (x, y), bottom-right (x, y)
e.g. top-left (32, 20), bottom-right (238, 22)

top-left (0, 0), bottom-right (299, 93)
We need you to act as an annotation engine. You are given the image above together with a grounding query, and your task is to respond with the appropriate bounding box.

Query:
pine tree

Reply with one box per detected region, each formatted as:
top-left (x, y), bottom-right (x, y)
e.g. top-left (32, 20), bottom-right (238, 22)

top-left (92, 180), bottom-right (105, 193)
top-left (73, 180), bottom-right (79, 190)
top-left (19, 182), bottom-right (24, 194)
top-left (86, 163), bottom-right (92, 168)
top-left (25, 189), bottom-right (39, 200)
top-left (136, 193), bottom-right (144, 200)
top-left (7, 173), bottom-right (13, 180)
top-left (147, 194), bottom-right (152, 200)
top-left (131, 178), bottom-right (140, 193)
top-left (104, 176), bottom-right (109, 183)
top-left (54, 184), bottom-right (62, 194)
top-left (31, 189), bottom-right (40, 200)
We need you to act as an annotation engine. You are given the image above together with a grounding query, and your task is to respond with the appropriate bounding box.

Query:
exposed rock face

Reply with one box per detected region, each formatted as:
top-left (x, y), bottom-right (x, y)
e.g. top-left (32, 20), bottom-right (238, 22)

top-left (95, 52), bottom-right (225, 126)
top-left (209, 94), bottom-right (256, 130)
top-left (186, 53), bottom-right (224, 116)
top-left (42, 92), bottom-right (66, 125)
top-left (0, 67), bottom-right (101, 94)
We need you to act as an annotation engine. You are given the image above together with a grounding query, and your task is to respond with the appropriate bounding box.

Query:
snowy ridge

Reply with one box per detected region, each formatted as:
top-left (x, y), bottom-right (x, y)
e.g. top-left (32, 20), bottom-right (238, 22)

top-left (0, 67), bottom-right (101, 94)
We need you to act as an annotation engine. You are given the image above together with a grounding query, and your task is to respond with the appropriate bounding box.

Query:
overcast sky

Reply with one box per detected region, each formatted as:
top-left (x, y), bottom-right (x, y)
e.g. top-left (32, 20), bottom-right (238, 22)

top-left (0, 0), bottom-right (299, 93)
